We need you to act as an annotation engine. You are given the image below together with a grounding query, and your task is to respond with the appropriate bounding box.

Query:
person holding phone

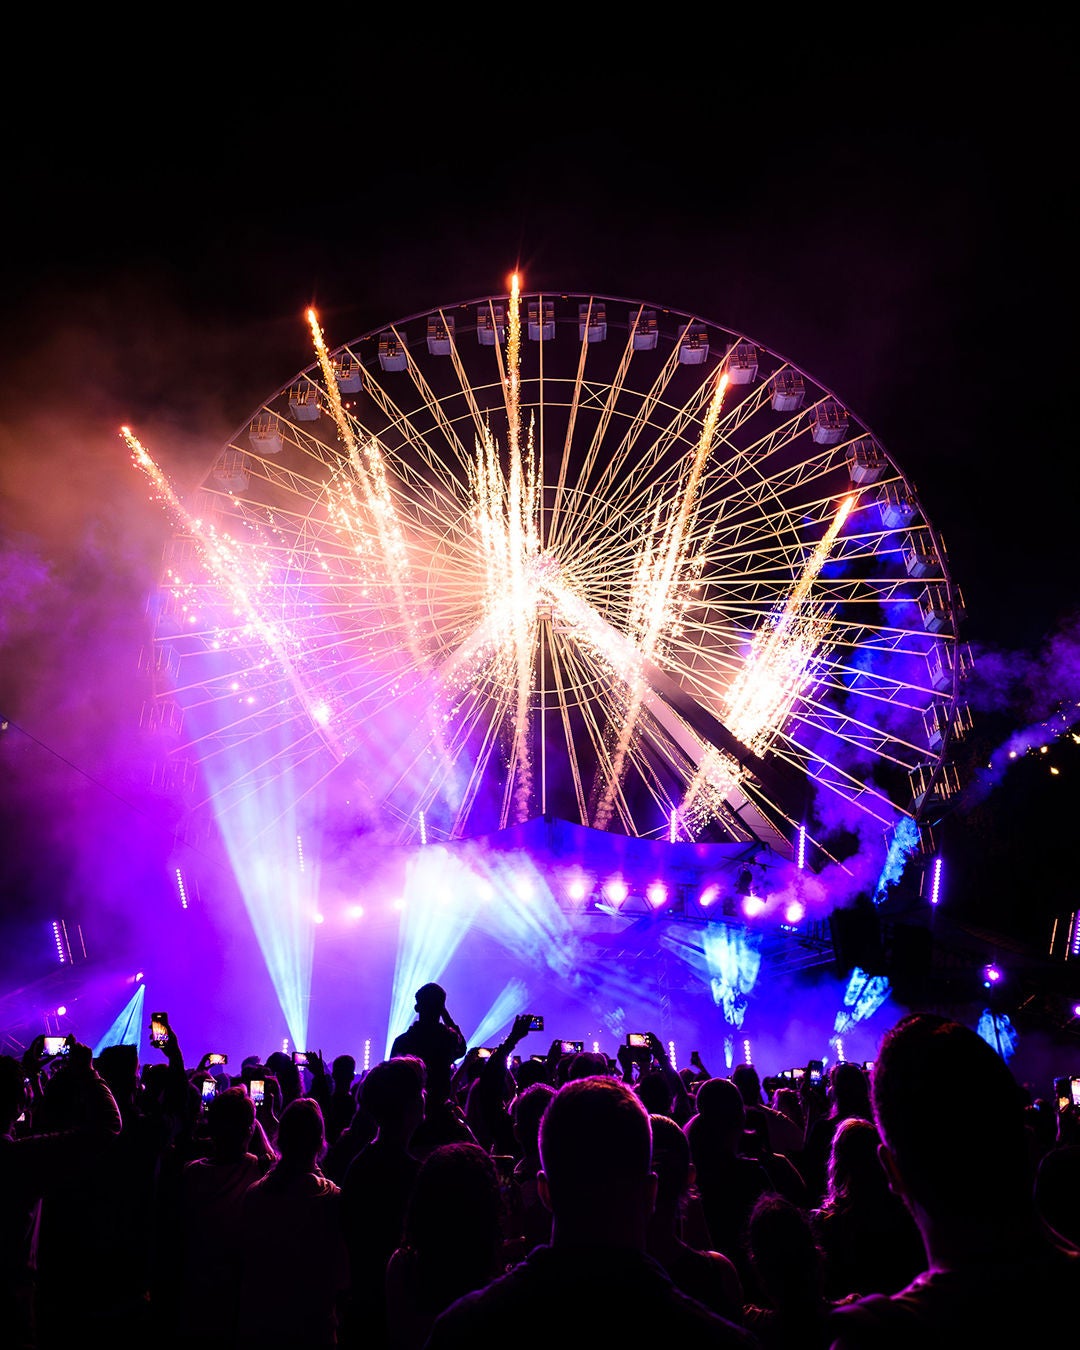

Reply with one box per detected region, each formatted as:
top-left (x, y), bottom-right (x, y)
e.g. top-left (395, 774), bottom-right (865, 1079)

top-left (390, 983), bottom-right (473, 1156)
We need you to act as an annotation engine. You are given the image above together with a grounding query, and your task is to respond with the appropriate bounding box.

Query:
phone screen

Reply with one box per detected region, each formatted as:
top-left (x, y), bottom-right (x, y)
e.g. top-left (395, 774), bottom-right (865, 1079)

top-left (150, 1013), bottom-right (168, 1047)
top-left (628, 1033), bottom-right (649, 1048)
top-left (201, 1078), bottom-right (216, 1102)
top-left (43, 1036), bottom-right (68, 1057)
top-left (250, 1079), bottom-right (265, 1104)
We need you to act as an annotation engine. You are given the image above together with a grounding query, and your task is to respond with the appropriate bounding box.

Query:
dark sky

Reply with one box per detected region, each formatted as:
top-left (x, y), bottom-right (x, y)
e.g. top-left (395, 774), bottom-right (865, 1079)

top-left (0, 22), bottom-right (1075, 977)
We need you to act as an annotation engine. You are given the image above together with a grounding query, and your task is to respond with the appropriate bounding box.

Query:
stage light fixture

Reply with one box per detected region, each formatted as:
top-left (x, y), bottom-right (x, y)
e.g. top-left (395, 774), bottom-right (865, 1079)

top-left (742, 895), bottom-right (766, 918)
top-left (603, 877), bottom-right (628, 907)
top-left (566, 876), bottom-right (589, 903)
top-left (785, 901), bottom-right (805, 924)
top-left (698, 883), bottom-right (720, 909)
top-left (736, 866), bottom-right (754, 897)
top-left (646, 881), bottom-right (668, 909)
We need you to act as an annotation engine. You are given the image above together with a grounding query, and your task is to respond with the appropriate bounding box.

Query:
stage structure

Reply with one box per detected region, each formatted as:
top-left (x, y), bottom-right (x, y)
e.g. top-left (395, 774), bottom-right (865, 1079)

top-left (132, 283), bottom-right (972, 1054)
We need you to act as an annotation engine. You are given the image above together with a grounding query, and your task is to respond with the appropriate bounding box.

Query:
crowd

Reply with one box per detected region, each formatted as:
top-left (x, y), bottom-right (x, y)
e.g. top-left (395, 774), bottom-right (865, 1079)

top-left (1, 978), bottom-right (1078, 1349)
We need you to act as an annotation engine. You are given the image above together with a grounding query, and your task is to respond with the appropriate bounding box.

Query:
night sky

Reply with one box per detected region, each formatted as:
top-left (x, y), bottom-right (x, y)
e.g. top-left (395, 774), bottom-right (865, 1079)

top-left (1, 23), bottom-right (1075, 1006)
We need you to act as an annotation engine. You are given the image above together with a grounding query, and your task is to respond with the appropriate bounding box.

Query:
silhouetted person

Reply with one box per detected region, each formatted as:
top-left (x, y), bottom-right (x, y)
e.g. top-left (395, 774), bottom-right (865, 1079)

top-left (423, 1075), bottom-right (757, 1348)
top-left (743, 1192), bottom-right (836, 1349)
top-left (683, 1076), bottom-right (773, 1284)
top-left (828, 1012), bottom-right (1080, 1349)
top-left (801, 1060), bottom-right (873, 1208)
top-left (24, 1037), bottom-right (125, 1349)
top-left (266, 1050), bottom-right (306, 1111)
top-left (732, 1064), bottom-right (805, 1162)
top-left (1034, 1104), bottom-right (1080, 1248)
top-left (461, 1013), bottom-right (537, 1155)
top-left (390, 983), bottom-right (471, 1156)
top-left (324, 1054), bottom-right (359, 1145)
top-left (384, 1142), bottom-right (505, 1350)
top-left (509, 1081), bottom-right (555, 1256)
top-left (175, 1086), bottom-right (265, 1347)
top-left (322, 1088), bottom-right (376, 1187)
top-left (647, 1112), bottom-right (745, 1324)
top-left (810, 1115), bottom-right (924, 1301)
top-left (340, 1057), bottom-right (426, 1350)
top-left (237, 1096), bottom-right (349, 1347)
top-left (1, 1045), bottom-right (122, 1350)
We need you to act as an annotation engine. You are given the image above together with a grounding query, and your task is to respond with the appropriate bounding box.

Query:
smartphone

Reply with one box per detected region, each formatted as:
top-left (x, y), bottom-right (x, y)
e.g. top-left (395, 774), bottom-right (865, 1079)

top-left (528, 1015), bottom-right (544, 1032)
top-left (862, 1060), bottom-right (875, 1073)
top-left (201, 1077), bottom-right (217, 1103)
top-left (150, 1013), bottom-right (169, 1048)
top-left (43, 1035), bottom-right (68, 1057)
top-left (1071, 1077), bottom-right (1080, 1108)
top-left (561, 1040), bottom-right (584, 1054)
top-left (250, 1078), bottom-right (266, 1104)
top-left (808, 1059), bottom-right (824, 1084)
top-left (791, 1066), bottom-right (805, 1080)
top-left (208, 1052), bottom-right (228, 1066)
top-left (627, 1033), bottom-right (650, 1048)
top-left (292, 1051), bottom-right (309, 1066)
top-left (476, 1047), bottom-right (493, 1060)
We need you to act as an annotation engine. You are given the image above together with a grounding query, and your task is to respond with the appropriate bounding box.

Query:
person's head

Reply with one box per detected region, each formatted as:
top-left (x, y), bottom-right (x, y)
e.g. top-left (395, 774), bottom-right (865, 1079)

top-left (872, 1013), bottom-right (1034, 1226)
top-left (747, 1193), bottom-right (824, 1310)
top-left (511, 1081), bottom-right (556, 1159)
top-left (635, 1067), bottom-right (674, 1115)
top-left (825, 1115), bottom-right (889, 1207)
top-left (359, 1055), bottom-right (426, 1134)
top-left (562, 1050), bottom-right (609, 1082)
top-left (732, 1063), bottom-right (764, 1107)
top-left (692, 1076), bottom-right (746, 1141)
top-left (206, 1084), bottom-right (257, 1156)
top-left (275, 1096), bottom-right (326, 1169)
top-left (538, 1075), bottom-right (655, 1245)
top-left (404, 1141), bottom-right (502, 1262)
top-left (415, 983), bottom-right (447, 1020)
top-left (332, 1054), bottom-right (356, 1088)
top-left (771, 1086), bottom-right (804, 1130)
top-left (829, 1060), bottom-right (872, 1119)
top-left (266, 1050), bottom-right (304, 1102)
top-left (512, 1057), bottom-right (550, 1092)
top-left (96, 1043), bottom-right (140, 1106)
top-left (649, 1112), bottom-right (694, 1215)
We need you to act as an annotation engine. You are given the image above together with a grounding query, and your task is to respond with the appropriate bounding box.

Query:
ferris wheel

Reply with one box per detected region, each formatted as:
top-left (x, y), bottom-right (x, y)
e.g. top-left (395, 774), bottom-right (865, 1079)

top-left (144, 286), bottom-right (971, 872)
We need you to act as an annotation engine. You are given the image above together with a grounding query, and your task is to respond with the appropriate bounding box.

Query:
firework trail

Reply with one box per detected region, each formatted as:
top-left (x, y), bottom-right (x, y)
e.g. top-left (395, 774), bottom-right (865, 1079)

top-left (123, 426), bottom-right (346, 759)
top-left (307, 309), bottom-right (428, 674)
top-left (681, 492), bottom-right (857, 818)
top-left (593, 371), bottom-right (729, 829)
top-left (500, 275), bottom-right (537, 823)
